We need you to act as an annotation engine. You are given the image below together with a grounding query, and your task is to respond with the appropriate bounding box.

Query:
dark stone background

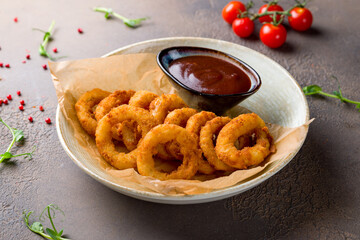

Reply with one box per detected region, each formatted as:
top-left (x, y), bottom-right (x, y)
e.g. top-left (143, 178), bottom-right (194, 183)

top-left (1, 0), bottom-right (359, 239)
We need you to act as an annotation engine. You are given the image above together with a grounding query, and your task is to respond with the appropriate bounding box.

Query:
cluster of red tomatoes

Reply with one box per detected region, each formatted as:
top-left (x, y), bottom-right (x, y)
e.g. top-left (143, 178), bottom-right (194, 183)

top-left (222, 1), bottom-right (313, 48)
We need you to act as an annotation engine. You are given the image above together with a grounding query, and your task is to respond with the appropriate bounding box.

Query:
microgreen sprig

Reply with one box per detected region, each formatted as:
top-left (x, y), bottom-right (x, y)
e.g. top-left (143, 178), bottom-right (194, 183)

top-left (33, 21), bottom-right (56, 60)
top-left (303, 79), bottom-right (360, 112)
top-left (23, 204), bottom-right (70, 240)
top-left (0, 118), bottom-right (35, 164)
top-left (93, 7), bottom-right (147, 28)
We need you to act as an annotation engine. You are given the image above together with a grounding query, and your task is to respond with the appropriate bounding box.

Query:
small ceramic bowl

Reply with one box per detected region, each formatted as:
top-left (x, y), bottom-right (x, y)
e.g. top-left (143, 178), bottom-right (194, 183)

top-left (157, 46), bottom-right (261, 115)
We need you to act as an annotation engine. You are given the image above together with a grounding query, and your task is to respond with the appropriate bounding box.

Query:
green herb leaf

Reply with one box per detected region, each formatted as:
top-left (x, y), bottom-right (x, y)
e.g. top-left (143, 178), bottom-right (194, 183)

top-left (123, 18), bottom-right (147, 28)
top-left (31, 222), bottom-right (44, 233)
top-left (303, 85), bottom-right (322, 95)
top-left (13, 129), bottom-right (24, 142)
top-left (46, 228), bottom-right (59, 239)
top-left (0, 152), bottom-right (14, 160)
top-left (43, 31), bottom-right (51, 41)
top-left (333, 90), bottom-right (341, 97)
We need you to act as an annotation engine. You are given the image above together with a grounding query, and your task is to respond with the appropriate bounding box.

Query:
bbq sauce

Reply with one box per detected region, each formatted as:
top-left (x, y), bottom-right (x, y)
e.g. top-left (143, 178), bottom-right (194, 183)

top-left (168, 55), bottom-right (251, 95)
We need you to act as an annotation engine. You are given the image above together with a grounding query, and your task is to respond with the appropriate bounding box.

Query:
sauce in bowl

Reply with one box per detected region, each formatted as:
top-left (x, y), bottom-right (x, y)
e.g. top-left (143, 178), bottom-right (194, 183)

top-left (168, 55), bottom-right (251, 95)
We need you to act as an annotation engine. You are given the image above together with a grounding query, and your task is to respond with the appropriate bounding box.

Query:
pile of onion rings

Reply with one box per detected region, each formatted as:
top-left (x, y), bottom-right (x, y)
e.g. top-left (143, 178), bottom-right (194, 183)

top-left (75, 89), bottom-right (276, 180)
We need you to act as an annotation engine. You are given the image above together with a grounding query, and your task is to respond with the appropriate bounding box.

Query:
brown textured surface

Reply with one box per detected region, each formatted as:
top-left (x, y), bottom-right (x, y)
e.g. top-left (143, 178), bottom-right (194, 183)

top-left (1, 0), bottom-right (360, 239)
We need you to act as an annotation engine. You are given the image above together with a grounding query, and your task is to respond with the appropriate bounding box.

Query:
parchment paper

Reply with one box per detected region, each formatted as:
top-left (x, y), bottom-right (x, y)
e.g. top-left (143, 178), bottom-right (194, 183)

top-left (49, 53), bottom-right (311, 196)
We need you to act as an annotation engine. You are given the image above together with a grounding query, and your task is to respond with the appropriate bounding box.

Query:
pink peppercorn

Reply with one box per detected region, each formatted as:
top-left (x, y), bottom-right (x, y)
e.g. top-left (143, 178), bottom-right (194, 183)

top-left (3, 99), bottom-right (8, 104)
top-left (28, 116), bottom-right (33, 122)
top-left (19, 105), bottom-right (24, 111)
top-left (5, 64), bottom-right (10, 68)
top-left (14, 17), bottom-right (18, 22)
top-left (0, 63), bottom-right (3, 67)
top-left (0, 99), bottom-right (3, 106)
top-left (26, 54), bottom-right (30, 59)
top-left (39, 105), bottom-right (44, 111)
top-left (20, 100), bottom-right (25, 105)
top-left (7, 95), bottom-right (12, 100)
top-left (42, 64), bottom-right (47, 70)
top-left (78, 28), bottom-right (83, 34)
top-left (45, 118), bottom-right (51, 124)
top-left (17, 91), bottom-right (21, 96)
top-left (53, 48), bottom-right (58, 53)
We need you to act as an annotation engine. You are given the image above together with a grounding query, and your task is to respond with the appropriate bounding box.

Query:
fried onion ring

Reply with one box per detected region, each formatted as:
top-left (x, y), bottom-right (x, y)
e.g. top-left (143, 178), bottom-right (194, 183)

top-left (94, 90), bottom-right (140, 150)
top-left (75, 88), bottom-right (111, 136)
top-left (96, 105), bottom-right (158, 170)
top-left (129, 90), bottom-right (159, 110)
top-left (164, 108), bottom-right (198, 127)
top-left (185, 111), bottom-right (217, 174)
top-left (164, 108), bottom-right (198, 158)
top-left (111, 120), bottom-right (142, 151)
top-left (137, 124), bottom-right (200, 180)
top-left (215, 113), bottom-right (273, 169)
top-left (199, 117), bottom-right (235, 171)
top-left (94, 90), bottom-right (135, 121)
top-left (149, 94), bottom-right (187, 123)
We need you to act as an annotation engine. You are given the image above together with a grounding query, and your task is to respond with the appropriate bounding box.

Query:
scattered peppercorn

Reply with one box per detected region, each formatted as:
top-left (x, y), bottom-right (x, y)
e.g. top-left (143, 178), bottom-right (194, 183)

top-left (42, 64), bottom-right (47, 70)
top-left (26, 54), bottom-right (30, 59)
top-left (28, 116), bottom-right (33, 122)
top-left (3, 99), bottom-right (8, 104)
top-left (7, 95), bottom-right (12, 100)
top-left (20, 100), bottom-right (25, 105)
top-left (0, 99), bottom-right (3, 106)
top-left (5, 64), bottom-right (10, 68)
top-left (45, 118), bottom-right (51, 124)
top-left (0, 63), bottom-right (3, 67)
top-left (78, 28), bottom-right (83, 34)
top-left (17, 91), bottom-right (21, 96)
top-left (39, 105), bottom-right (44, 111)
top-left (53, 47), bottom-right (58, 53)
top-left (22, 60), bottom-right (26, 64)
top-left (19, 105), bottom-right (24, 111)
top-left (14, 17), bottom-right (18, 23)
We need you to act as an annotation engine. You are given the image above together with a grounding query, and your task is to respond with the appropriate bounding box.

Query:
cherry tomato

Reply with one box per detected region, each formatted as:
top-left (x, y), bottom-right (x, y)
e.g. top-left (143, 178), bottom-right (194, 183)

top-left (288, 7), bottom-right (313, 31)
top-left (258, 4), bottom-right (284, 23)
top-left (232, 17), bottom-right (254, 38)
top-left (260, 23), bottom-right (287, 48)
top-left (222, 1), bottom-right (246, 24)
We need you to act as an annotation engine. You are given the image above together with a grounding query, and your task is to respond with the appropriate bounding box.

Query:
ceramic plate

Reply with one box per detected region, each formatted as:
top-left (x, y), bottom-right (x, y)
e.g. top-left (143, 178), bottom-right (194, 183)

top-left (56, 37), bottom-right (309, 204)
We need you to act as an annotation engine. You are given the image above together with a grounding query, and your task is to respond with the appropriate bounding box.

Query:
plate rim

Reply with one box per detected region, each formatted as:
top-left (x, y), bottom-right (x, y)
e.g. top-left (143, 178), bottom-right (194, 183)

top-left (55, 36), bottom-right (310, 204)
